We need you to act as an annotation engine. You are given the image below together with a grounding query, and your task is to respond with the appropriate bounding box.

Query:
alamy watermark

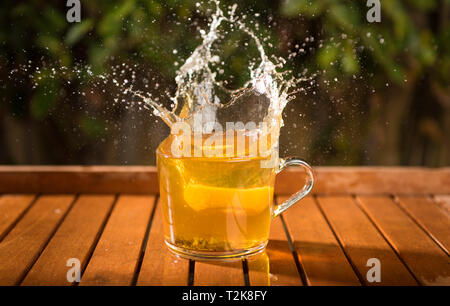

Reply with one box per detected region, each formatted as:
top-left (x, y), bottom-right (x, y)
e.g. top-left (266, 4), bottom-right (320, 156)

top-left (64, 256), bottom-right (381, 283)
top-left (66, 1), bottom-right (380, 25)
top-left (366, 258), bottom-right (381, 283)
top-left (169, 114), bottom-right (278, 168)
top-left (366, 0), bottom-right (381, 23)
top-left (66, 258), bottom-right (81, 283)
top-left (66, 0), bottom-right (81, 23)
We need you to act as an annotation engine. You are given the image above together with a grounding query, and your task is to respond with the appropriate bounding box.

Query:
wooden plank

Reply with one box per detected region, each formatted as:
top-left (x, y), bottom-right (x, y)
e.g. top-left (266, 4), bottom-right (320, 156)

top-left (0, 166), bottom-right (159, 194)
top-left (433, 195), bottom-right (450, 215)
top-left (277, 167), bottom-right (450, 195)
top-left (21, 195), bottom-right (115, 286)
top-left (194, 260), bottom-right (245, 286)
top-left (0, 195), bottom-right (74, 285)
top-left (247, 215), bottom-right (303, 286)
top-left (1, 166), bottom-right (449, 195)
top-left (80, 195), bottom-right (155, 286)
top-left (357, 196), bottom-right (450, 286)
top-left (317, 196), bottom-right (418, 285)
top-left (246, 252), bottom-right (270, 286)
top-left (137, 199), bottom-right (190, 286)
top-left (0, 195), bottom-right (36, 241)
top-left (282, 196), bottom-right (361, 286)
top-left (395, 196), bottom-right (450, 255)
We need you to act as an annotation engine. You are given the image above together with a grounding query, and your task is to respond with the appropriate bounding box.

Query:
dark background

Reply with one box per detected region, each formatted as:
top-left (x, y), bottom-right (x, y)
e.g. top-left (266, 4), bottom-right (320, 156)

top-left (0, 0), bottom-right (449, 166)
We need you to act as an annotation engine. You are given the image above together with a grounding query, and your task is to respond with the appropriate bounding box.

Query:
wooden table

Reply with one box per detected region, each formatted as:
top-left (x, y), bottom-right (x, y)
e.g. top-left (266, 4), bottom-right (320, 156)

top-left (0, 166), bottom-right (449, 286)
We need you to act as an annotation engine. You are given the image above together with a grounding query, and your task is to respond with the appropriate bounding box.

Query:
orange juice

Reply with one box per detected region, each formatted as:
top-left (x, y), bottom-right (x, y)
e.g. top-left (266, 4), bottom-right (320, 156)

top-left (156, 133), bottom-right (275, 258)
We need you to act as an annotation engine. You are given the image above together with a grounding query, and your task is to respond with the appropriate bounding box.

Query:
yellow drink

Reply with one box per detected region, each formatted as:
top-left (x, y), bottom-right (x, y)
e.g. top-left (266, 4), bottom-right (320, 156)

top-left (156, 133), bottom-right (275, 258)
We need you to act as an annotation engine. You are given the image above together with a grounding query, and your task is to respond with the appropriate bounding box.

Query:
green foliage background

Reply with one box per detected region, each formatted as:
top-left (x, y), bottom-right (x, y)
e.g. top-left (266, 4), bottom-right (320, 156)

top-left (0, 0), bottom-right (449, 165)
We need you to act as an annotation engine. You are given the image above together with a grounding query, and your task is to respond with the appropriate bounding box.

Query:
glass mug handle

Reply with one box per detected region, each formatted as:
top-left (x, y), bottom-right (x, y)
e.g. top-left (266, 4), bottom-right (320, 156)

top-left (272, 157), bottom-right (315, 218)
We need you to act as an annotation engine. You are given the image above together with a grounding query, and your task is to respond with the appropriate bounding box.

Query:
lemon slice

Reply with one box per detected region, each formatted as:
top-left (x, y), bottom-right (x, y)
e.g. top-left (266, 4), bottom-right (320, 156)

top-left (183, 183), bottom-right (272, 215)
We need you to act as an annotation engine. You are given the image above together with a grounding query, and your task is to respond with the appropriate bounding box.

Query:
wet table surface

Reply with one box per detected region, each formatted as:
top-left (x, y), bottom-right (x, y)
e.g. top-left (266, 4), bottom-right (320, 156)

top-left (0, 166), bottom-right (449, 286)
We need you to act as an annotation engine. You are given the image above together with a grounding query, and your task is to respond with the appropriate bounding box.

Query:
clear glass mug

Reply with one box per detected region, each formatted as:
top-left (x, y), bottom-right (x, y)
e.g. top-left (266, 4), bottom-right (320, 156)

top-left (156, 134), bottom-right (314, 260)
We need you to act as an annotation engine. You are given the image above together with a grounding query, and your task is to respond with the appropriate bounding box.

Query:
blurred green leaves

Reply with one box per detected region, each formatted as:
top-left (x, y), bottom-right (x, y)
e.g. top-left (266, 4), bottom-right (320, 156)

top-left (280, 0), bottom-right (447, 85)
top-left (80, 116), bottom-right (106, 138)
top-left (98, 0), bottom-right (136, 38)
top-left (280, 0), bottom-right (325, 17)
top-left (65, 19), bottom-right (94, 46)
top-left (317, 43), bottom-right (338, 69)
top-left (30, 69), bottom-right (60, 120)
top-left (328, 3), bottom-right (360, 31)
top-left (341, 49), bottom-right (359, 74)
top-left (418, 31), bottom-right (437, 66)
top-left (0, 0), bottom-right (448, 166)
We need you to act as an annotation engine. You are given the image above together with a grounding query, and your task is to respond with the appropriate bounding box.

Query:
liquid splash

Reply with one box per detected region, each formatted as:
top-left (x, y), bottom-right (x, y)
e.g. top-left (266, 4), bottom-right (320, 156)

top-left (6, 0), bottom-right (318, 162)
top-left (127, 0), bottom-right (311, 145)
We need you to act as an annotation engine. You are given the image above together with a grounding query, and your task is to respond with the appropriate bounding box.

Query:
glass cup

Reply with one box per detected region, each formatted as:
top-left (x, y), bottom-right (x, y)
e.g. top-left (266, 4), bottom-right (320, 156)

top-left (156, 132), bottom-right (314, 260)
